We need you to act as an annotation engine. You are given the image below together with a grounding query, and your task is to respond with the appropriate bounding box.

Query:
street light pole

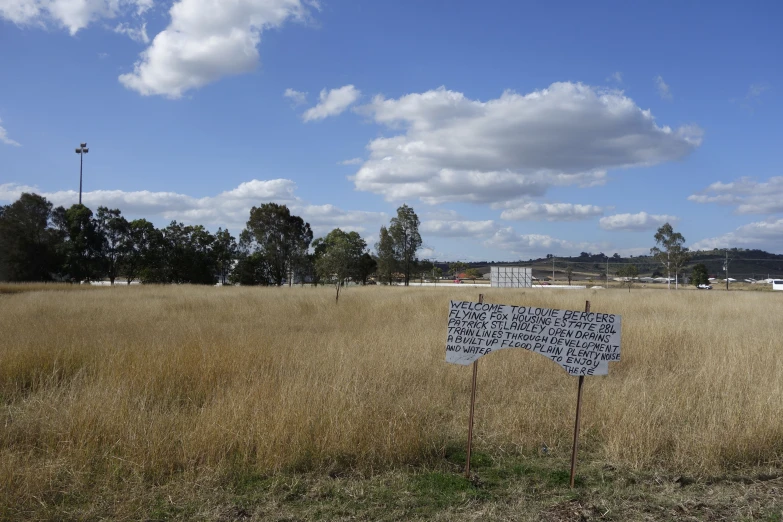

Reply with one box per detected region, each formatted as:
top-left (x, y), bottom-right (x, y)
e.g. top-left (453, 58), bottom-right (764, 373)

top-left (724, 250), bottom-right (731, 291)
top-left (75, 142), bottom-right (89, 205)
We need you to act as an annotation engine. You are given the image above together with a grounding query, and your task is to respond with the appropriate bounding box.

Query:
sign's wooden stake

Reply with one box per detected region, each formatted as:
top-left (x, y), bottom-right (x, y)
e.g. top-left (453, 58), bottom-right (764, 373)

top-left (569, 300), bottom-right (591, 488)
top-left (465, 293), bottom-right (483, 478)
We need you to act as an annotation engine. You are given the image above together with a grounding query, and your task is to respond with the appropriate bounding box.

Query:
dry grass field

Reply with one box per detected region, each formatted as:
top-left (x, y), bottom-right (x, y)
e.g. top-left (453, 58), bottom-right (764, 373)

top-left (1, 285), bottom-right (782, 520)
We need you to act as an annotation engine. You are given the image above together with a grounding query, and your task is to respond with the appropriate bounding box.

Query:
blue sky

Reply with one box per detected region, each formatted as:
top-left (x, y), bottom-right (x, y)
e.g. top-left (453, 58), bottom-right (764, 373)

top-left (1, 0), bottom-right (781, 260)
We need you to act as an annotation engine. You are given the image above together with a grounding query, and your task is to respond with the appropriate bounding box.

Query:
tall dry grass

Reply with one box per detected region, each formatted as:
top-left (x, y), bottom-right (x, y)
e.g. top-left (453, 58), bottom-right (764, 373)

top-left (1, 285), bottom-right (782, 509)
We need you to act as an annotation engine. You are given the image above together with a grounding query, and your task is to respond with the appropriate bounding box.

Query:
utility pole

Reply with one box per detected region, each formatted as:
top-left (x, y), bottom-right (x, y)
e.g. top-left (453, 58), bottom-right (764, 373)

top-left (552, 257), bottom-right (555, 282)
top-left (606, 256), bottom-right (609, 288)
top-left (75, 142), bottom-right (89, 205)
top-left (724, 250), bottom-right (731, 291)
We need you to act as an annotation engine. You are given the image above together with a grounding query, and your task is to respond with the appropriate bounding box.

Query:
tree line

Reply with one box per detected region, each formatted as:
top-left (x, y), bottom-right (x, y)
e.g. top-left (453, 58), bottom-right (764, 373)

top-left (0, 193), bottom-right (425, 295)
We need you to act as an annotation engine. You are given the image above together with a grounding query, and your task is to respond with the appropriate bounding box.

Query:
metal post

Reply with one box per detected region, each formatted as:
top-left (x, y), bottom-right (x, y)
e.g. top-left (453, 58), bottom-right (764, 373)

top-left (725, 250), bottom-right (729, 291)
top-left (569, 300), bottom-right (590, 488)
top-left (79, 151), bottom-right (83, 205)
top-left (465, 293), bottom-right (483, 478)
top-left (75, 143), bottom-right (88, 206)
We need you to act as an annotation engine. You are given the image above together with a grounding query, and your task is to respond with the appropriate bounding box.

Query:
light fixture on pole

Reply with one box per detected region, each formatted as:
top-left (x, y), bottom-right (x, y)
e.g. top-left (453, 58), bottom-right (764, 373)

top-left (75, 142), bottom-right (89, 205)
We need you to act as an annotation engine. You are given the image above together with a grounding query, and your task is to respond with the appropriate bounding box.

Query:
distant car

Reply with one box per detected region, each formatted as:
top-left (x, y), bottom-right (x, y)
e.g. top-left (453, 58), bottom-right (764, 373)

top-left (697, 284), bottom-right (712, 290)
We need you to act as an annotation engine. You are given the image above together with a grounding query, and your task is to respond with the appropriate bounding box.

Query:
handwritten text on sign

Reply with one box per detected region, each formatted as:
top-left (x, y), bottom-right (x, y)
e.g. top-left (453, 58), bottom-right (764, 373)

top-left (445, 301), bottom-right (621, 375)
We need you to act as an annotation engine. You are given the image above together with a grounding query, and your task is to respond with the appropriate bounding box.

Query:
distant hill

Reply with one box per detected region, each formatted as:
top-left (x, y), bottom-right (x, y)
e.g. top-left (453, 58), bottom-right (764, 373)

top-left (435, 248), bottom-right (783, 282)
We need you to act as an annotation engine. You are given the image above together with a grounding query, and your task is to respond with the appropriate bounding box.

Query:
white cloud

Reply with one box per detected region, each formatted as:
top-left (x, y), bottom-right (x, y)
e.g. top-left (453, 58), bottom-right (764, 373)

top-left (421, 219), bottom-right (496, 238)
top-left (114, 21), bottom-right (149, 43)
top-left (299, 204), bottom-right (387, 237)
top-left (0, 118), bottom-right (21, 146)
top-left (284, 88), bottom-right (307, 106)
top-left (607, 71), bottom-right (623, 83)
top-left (419, 209), bottom-right (497, 238)
top-left (599, 212), bottom-right (678, 231)
top-left (119, 0), bottom-right (311, 98)
top-left (655, 75), bottom-right (672, 100)
top-left (0, 0), bottom-right (151, 35)
top-left (302, 85), bottom-right (361, 122)
top-left (0, 179), bottom-right (386, 236)
top-left (351, 83), bottom-right (701, 205)
top-left (500, 202), bottom-right (603, 221)
top-left (418, 247), bottom-right (443, 259)
top-left (688, 176), bottom-right (783, 214)
top-left (485, 227), bottom-right (603, 257)
top-left (691, 218), bottom-right (783, 253)
top-left (338, 157), bottom-right (363, 165)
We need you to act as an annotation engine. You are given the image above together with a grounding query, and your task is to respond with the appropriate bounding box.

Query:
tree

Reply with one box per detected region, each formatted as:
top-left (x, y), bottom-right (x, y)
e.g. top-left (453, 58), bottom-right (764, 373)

top-left (465, 268), bottom-right (481, 281)
top-left (244, 203), bottom-right (313, 286)
top-left (417, 259), bottom-right (434, 283)
top-left (388, 204), bottom-right (422, 286)
top-left (94, 207), bottom-right (129, 285)
top-left (0, 193), bottom-right (61, 281)
top-left (616, 264), bottom-right (639, 292)
top-left (650, 223), bottom-right (690, 290)
top-left (230, 230), bottom-right (266, 286)
top-left (565, 266), bottom-right (573, 286)
top-left (213, 228), bottom-right (238, 284)
top-left (54, 204), bottom-right (103, 282)
top-left (160, 222), bottom-right (217, 284)
top-left (375, 225), bottom-right (395, 285)
top-left (123, 219), bottom-right (164, 284)
top-left (691, 263), bottom-right (709, 287)
top-left (449, 261), bottom-right (467, 279)
top-left (432, 266), bottom-right (443, 284)
top-left (356, 253), bottom-right (377, 285)
top-left (315, 228), bottom-right (367, 301)
top-left (231, 251), bottom-right (268, 286)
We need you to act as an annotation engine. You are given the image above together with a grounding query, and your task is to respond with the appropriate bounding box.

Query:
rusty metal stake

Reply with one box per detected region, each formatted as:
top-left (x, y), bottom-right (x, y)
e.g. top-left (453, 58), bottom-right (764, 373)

top-left (569, 300), bottom-right (590, 488)
top-left (465, 293), bottom-right (483, 478)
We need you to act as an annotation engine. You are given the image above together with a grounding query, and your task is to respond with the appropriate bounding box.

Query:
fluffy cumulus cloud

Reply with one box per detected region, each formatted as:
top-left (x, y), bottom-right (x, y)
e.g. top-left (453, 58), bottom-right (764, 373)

top-left (500, 202), bottom-right (603, 221)
top-left (351, 83), bottom-right (701, 205)
top-left (119, 0), bottom-right (311, 98)
top-left (0, 118), bottom-right (21, 146)
top-left (484, 227), bottom-right (603, 257)
top-left (0, 179), bottom-right (387, 236)
top-left (419, 209), bottom-right (497, 238)
top-left (302, 85), bottom-right (362, 122)
top-left (296, 204), bottom-right (387, 236)
top-left (419, 209), bottom-right (499, 239)
top-left (688, 176), bottom-right (783, 215)
top-left (421, 220), bottom-right (496, 238)
top-left (691, 219), bottom-right (783, 252)
top-left (599, 211), bottom-right (678, 231)
top-left (0, 0), bottom-right (151, 35)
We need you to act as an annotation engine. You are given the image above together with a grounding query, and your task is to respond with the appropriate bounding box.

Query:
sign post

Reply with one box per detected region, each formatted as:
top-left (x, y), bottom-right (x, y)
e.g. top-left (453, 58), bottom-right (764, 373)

top-left (569, 300), bottom-right (590, 488)
top-left (445, 298), bottom-right (621, 483)
top-left (465, 294), bottom-right (483, 478)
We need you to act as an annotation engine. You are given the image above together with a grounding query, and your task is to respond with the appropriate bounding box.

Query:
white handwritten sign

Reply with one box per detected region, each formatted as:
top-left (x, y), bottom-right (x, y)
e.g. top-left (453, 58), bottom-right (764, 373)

top-left (445, 301), bottom-right (621, 375)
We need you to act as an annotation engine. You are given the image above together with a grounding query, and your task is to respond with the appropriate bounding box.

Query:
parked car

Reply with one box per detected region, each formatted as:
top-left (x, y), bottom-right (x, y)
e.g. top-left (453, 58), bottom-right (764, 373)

top-left (697, 284), bottom-right (712, 290)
